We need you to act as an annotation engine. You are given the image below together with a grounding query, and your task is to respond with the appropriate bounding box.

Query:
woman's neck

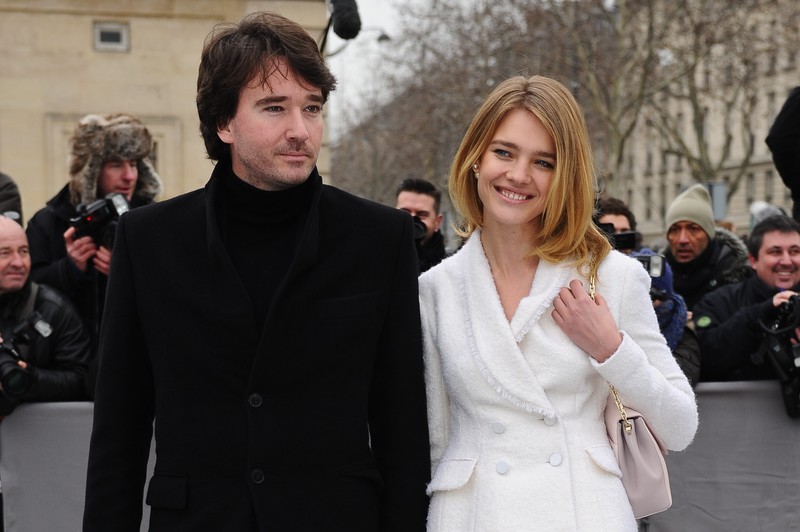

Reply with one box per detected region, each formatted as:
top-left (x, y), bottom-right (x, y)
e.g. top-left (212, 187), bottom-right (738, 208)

top-left (480, 225), bottom-right (540, 321)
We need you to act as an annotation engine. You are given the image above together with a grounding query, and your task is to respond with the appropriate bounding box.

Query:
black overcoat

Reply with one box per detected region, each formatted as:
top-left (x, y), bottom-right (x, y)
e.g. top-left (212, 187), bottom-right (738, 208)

top-left (83, 166), bottom-right (431, 531)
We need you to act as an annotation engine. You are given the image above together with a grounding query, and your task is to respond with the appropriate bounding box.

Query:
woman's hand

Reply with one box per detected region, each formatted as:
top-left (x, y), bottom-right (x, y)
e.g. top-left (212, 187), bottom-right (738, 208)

top-left (552, 279), bottom-right (622, 363)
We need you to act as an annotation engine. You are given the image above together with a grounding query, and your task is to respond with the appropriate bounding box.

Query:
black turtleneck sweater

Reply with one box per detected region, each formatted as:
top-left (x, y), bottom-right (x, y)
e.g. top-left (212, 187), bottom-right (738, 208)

top-left (216, 170), bottom-right (313, 329)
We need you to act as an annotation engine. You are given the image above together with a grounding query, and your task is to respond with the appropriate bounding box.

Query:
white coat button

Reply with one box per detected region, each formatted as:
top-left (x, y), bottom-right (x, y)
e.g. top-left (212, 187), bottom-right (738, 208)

top-left (549, 453), bottom-right (563, 466)
top-left (496, 460), bottom-right (510, 475)
top-left (543, 415), bottom-right (557, 426)
top-left (491, 421), bottom-right (506, 434)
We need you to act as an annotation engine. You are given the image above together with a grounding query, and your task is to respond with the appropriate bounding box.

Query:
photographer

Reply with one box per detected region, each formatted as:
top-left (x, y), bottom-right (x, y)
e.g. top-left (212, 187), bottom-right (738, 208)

top-left (694, 215), bottom-right (800, 381)
top-left (25, 114), bottom-right (161, 374)
top-left (395, 178), bottom-right (446, 273)
top-left (0, 216), bottom-right (90, 415)
top-left (598, 196), bottom-right (640, 254)
top-left (632, 249), bottom-right (701, 387)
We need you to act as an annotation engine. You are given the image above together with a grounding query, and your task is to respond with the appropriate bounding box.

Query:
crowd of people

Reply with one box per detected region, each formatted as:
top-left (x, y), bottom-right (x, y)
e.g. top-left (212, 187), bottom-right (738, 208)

top-left (0, 8), bottom-right (796, 532)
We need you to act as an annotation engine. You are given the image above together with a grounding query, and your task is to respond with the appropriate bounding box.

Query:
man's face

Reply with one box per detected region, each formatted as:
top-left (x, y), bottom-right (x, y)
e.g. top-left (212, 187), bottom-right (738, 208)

top-left (217, 58), bottom-right (324, 191)
top-left (599, 214), bottom-right (631, 233)
top-left (749, 230), bottom-right (800, 290)
top-left (99, 159), bottom-right (138, 200)
top-left (0, 219), bottom-right (30, 295)
top-left (396, 191), bottom-right (442, 244)
top-left (667, 221), bottom-right (710, 263)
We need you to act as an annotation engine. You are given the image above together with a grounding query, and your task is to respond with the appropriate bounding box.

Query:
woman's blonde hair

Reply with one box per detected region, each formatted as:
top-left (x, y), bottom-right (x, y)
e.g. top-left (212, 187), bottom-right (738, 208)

top-left (449, 75), bottom-right (610, 278)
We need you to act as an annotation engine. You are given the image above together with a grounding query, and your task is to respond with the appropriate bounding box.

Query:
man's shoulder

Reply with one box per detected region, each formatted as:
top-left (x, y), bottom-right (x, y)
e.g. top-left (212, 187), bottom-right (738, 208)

top-left (33, 282), bottom-right (78, 316)
top-left (122, 188), bottom-right (206, 224)
top-left (321, 185), bottom-right (404, 219)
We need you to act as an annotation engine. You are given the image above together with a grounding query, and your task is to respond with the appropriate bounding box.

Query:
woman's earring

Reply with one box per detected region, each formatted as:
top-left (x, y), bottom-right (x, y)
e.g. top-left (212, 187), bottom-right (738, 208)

top-left (472, 163), bottom-right (480, 180)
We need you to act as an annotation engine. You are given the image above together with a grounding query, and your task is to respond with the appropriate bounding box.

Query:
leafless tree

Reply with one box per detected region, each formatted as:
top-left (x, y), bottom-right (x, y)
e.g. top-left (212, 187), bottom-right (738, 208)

top-left (641, 0), bottom-right (800, 200)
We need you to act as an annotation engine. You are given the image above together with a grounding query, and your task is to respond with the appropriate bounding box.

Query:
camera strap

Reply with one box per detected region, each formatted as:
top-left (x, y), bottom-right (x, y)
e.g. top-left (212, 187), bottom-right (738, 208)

top-left (13, 283), bottom-right (40, 361)
top-left (19, 282), bottom-right (39, 323)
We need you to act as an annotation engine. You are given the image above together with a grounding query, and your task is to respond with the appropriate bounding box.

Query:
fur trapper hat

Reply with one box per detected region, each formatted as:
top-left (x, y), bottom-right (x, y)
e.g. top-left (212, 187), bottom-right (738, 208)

top-left (665, 184), bottom-right (716, 240)
top-left (68, 114), bottom-right (162, 206)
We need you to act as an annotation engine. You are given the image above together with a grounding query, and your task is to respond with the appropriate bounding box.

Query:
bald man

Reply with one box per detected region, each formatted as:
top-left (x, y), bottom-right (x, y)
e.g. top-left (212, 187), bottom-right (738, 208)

top-left (0, 216), bottom-right (90, 415)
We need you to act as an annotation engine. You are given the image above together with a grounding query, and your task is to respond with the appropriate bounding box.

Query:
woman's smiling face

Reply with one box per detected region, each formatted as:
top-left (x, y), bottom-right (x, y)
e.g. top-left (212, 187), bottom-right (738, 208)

top-left (476, 108), bottom-right (556, 233)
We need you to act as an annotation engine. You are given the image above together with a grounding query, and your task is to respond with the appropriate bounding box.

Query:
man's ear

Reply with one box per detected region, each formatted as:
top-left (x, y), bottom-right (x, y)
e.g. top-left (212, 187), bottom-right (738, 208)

top-left (433, 214), bottom-right (443, 232)
top-left (217, 123), bottom-right (233, 144)
top-left (748, 254), bottom-right (758, 270)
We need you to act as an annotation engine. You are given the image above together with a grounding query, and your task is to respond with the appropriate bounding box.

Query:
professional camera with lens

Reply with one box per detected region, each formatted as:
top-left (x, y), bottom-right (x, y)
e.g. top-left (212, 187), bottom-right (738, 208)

top-left (70, 192), bottom-right (129, 250)
top-left (596, 222), bottom-right (637, 251)
top-left (756, 294), bottom-right (800, 418)
top-left (412, 215), bottom-right (427, 242)
top-left (0, 312), bottom-right (52, 399)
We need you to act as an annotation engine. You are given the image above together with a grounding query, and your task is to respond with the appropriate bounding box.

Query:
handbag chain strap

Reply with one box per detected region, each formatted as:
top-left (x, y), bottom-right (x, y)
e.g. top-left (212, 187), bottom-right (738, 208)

top-left (589, 273), bottom-right (633, 435)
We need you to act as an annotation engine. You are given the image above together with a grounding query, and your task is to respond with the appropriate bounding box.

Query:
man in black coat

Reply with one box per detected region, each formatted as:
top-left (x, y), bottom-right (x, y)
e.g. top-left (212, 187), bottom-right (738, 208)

top-left (83, 11), bottom-right (431, 532)
top-left (694, 215), bottom-right (800, 381)
top-left (395, 178), bottom-right (447, 273)
top-left (0, 216), bottom-right (90, 415)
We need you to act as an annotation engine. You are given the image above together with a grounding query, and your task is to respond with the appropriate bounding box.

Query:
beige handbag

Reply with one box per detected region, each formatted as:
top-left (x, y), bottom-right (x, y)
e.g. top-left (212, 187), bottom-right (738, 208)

top-left (589, 275), bottom-right (673, 519)
top-left (605, 385), bottom-right (672, 518)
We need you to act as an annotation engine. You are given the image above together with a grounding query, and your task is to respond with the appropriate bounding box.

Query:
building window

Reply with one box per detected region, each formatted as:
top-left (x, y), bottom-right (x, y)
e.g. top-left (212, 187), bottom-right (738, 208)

top-left (746, 173), bottom-right (755, 205)
top-left (765, 170), bottom-right (773, 204)
top-left (94, 21), bottom-right (130, 52)
top-left (645, 186), bottom-right (653, 221)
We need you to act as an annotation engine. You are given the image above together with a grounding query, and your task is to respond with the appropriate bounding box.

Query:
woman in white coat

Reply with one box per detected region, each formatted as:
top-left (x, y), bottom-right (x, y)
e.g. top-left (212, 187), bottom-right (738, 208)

top-left (420, 75), bottom-right (698, 531)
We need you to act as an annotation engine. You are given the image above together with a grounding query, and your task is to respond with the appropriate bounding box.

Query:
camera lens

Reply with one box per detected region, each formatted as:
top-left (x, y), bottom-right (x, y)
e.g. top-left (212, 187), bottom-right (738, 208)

top-left (0, 354), bottom-right (32, 398)
top-left (412, 216), bottom-right (427, 241)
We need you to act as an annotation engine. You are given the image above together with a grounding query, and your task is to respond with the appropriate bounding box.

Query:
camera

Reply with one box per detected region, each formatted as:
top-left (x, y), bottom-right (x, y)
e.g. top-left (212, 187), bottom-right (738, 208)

top-left (596, 222), bottom-right (637, 251)
top-left (0, 311), bottom-right (52, 399)
top-left (756, 294), bottom-right (800, 417)
top-left (634, 254), bottom-right (664, 278)
top-left (70, 193), bottom-right (129, 249)
top-left (412, 215), bottom-right (427, 242)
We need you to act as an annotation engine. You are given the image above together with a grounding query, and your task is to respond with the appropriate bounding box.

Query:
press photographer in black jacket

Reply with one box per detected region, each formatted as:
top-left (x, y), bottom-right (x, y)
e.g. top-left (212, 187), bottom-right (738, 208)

top-left (694, 215), bottom-right (800, 381)
top-left (0, 216), bottom-right (90, 415)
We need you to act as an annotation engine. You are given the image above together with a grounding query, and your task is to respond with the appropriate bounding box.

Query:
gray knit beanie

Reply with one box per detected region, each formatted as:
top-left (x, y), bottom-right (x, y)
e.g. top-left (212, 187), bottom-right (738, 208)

top-left (68, 113), bottom-right (162, 206)
top-left (665, 184), bottom-right (716, 239)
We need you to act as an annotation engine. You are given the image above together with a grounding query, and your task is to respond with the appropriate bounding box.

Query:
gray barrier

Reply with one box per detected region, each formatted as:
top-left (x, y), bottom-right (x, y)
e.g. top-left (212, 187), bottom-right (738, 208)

top-left (0, 382), bottom-right (798, 531)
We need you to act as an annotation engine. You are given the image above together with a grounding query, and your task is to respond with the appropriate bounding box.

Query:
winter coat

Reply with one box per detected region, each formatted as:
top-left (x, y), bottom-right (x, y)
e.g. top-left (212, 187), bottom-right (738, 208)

top-left (693, 275), bottom-right (792, 381)
top-left (0, 171), bottom-right (23, 222)
top-left (420, 231), bottom-right (697, 532)
top-left (0, 282), bottom-right (90, 414)
top-left (83, 164), bottom-right (431, 532)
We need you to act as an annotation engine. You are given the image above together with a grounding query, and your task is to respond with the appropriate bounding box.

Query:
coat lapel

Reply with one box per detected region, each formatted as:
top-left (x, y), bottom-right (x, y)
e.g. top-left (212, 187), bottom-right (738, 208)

top-left (457, 231), bottom-right (570, 419)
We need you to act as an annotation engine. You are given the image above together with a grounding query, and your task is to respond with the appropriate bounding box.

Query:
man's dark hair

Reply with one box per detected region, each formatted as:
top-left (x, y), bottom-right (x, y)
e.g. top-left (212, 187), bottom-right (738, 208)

top-left (747, 214), bottom-right (800, 257)
top-left (598, 196), bottom-right (637, 231)
top-left (396, 178), bottom-right (442, 214)
top-left (196, 11), bottom-right (337, 161)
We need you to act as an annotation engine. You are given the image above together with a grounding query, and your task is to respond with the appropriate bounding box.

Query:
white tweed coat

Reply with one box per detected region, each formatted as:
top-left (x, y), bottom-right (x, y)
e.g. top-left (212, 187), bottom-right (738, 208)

top-left (420, 231), bottom-right (698, 532)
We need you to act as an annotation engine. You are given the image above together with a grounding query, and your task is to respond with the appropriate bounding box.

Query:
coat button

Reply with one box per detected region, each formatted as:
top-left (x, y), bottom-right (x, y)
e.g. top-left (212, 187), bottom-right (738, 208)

top-left (248, 393), bottom-right (263, 408)
top-left (250, 468), bottom-right (265, 484)
top-left (549, 453), bottom-right (563, 467)
top-left (496, 460), bottom-right (510, 475)
top-left (543, 415), bottom-right (557, 426)
top-left (491, 421), bottom-right (506, 434)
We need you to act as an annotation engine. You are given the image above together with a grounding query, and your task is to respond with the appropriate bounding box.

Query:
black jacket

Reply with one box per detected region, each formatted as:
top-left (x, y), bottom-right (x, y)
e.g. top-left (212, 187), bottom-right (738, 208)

top-left (0, 282), bottom-right (91, 414)
top-left (693, 275), bottom-right (790, 381)
top-left (417, 230), bottom-right (447, 273)
top-left (26, 185), bottom-right (153, 362)
top-left (26, 185), bottom-right (104, 343)
top-left (84, 164), bottom-right (431, 532)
